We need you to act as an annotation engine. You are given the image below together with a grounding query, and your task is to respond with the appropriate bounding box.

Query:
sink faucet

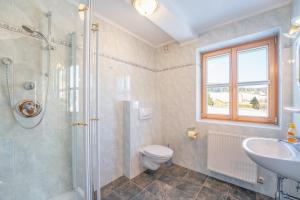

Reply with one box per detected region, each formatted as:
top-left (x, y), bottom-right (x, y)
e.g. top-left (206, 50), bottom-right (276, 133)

top-left (279, 139), bottom-right (300, 152)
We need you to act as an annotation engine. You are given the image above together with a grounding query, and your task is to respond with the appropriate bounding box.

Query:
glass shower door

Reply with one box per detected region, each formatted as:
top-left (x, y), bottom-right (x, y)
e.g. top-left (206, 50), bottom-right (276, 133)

top-left (70, 31), bottom-right (89, 200)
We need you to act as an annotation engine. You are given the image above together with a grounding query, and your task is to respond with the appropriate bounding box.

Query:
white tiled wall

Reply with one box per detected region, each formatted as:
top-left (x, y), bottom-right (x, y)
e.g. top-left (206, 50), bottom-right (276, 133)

top-left (96, 4), bottom-right (300, 198)
top-left (91, 16), bottom-right (162, 187)
top-left (155, 5), bottom-right (299, 197)
top-left (0, 0), bottom-right (299, 199)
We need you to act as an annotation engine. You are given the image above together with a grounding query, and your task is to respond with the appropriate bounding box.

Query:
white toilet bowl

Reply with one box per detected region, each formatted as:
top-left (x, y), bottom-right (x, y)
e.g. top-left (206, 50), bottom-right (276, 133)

top-left (140, 145), bottom-right (174, 171)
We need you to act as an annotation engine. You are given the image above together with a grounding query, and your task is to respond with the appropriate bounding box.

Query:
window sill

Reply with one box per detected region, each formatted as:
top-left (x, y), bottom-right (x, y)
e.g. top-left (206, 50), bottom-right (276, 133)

top-left (197, 119), bottom-right (281, 130)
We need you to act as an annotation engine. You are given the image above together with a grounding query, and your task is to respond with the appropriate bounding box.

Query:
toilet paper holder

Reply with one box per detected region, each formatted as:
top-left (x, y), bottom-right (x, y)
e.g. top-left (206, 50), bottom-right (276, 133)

top-left (186, 127), bottom-right (198, 140)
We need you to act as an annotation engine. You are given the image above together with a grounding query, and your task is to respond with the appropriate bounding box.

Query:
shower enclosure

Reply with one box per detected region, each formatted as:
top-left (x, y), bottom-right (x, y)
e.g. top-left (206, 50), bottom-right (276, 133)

top-left (0, 0), bottom-right (100, 200)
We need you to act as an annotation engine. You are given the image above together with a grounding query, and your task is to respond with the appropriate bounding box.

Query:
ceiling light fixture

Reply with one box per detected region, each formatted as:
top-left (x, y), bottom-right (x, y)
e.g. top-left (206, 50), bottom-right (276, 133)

top-left (132, 0), bottom-right (159, 17)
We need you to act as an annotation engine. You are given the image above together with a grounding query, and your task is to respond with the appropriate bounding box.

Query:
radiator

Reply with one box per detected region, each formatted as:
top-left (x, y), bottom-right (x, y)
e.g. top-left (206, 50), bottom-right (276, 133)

top-left (207, 131), bottom-right (257, 184)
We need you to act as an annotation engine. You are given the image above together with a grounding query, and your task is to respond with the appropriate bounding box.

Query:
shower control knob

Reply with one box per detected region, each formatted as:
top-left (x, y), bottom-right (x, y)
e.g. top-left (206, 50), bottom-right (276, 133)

top-left (23, 81), bottom-right (35, 90)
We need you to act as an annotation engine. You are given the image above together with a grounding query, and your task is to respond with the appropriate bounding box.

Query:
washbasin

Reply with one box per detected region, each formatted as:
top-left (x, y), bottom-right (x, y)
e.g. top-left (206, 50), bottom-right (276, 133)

top-left (243, 138), bottom-right (300, 182)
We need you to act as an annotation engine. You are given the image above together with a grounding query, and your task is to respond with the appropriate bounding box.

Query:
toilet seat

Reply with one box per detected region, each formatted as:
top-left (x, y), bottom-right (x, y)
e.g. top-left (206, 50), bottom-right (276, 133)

top-left (141, 145), bottom-right (173, 159)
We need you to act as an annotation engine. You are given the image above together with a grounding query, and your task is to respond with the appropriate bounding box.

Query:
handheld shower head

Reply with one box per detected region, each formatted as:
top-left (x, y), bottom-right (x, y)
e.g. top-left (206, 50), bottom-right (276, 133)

top-left (22, 25), bottom-right (49, 43)
top-left (1, 57), bottom-right (13, 65)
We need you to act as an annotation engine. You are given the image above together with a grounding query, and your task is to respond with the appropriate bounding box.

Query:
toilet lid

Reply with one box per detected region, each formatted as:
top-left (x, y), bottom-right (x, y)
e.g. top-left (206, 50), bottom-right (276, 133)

top-left (142, 145), bottom-right (173, 158)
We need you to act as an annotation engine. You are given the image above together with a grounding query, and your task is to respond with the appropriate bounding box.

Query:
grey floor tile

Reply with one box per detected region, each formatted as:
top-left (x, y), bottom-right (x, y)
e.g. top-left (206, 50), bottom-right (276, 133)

top-left (132, 172), bottom-right (155, 189)
top-left (101, 165), bottom-right (267, 200)
top-left (229, 186), bottom-right (256, 200)
top-left (184, 170), bottom-right (207, 186)
top-left (158, 174), bottom-right (201, 198)
top-left (114, 182), bottom-right (142, 200)
top-left (175, 179), bottom-right (202, 198)
top-left (205, 177), bottom-right (232, 193)
top-left (144, 168), bottom-right (166, 180)
top-left (163, 164), bottom-right (189, 178)
top-left (102, 192), bottom-right (122, 200)
top-left (196, 186), bottom-right (228, 200)
top-left (158, 175), bottom-right (180, 187)
top-left (145, 180), bottom-right (195, 200)
top-left (131, 190), bottom-right (162, 200)
top-left (166, 187), bottom-right (195, 200)
top-left (256, 193), bottom-right (275, 200)
top-left (225, 195), bottom-right (239, 200)
top-left (101, 176), bottom-right (130, 198)
top-left (145, 180), bottom-right (173, 199)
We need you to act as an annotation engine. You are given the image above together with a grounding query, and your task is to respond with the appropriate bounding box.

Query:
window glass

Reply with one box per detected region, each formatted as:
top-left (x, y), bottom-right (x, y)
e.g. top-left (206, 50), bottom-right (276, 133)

top-left (237, 85), bottom-right (268, 117)
top-left (207, 54), bottom-right (230, 84)
top-left (237, 47), bottom-right (268, 83)
top-left (206, 87), bottom-right (230, 115)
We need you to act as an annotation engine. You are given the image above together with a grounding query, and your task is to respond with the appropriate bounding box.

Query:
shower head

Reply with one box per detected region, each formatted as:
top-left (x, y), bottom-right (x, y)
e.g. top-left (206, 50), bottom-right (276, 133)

top-left (22, 25), bottom-right (49, 43)
top-left (1, 57), bottom-right (13, 65)
top-left (22, 25), bottom-right (34, 34)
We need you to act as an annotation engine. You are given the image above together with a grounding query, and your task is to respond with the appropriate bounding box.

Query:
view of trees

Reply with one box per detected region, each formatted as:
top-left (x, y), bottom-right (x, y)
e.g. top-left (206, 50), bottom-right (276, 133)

top-left (250, 97), bottom-right (260, 110)
top-left (207, 87), bottom-right (267, 116)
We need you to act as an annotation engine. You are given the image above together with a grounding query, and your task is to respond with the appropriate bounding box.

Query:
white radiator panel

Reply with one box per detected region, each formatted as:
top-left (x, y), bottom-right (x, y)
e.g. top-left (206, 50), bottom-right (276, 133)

top-left (207, 132), bottom-right (257, 184)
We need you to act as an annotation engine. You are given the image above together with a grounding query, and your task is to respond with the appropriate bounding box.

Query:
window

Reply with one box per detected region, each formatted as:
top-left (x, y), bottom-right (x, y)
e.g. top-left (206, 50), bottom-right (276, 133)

top-left (201, 37), bottom-right (278, 124)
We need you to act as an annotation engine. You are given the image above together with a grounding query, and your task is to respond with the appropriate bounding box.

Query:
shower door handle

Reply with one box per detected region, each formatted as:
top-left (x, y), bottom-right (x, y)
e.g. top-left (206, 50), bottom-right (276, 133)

top-left (72, 121), bottom-right (88, 127)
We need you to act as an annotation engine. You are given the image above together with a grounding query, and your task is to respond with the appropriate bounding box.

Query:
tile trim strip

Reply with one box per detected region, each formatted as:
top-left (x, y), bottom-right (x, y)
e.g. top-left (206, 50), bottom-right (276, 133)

top-left (157, 63), bottom-right (195, 72)
top-left (100, 55), bottom-right (195, 73)
top-left (0, 21), bottom-right (195, 73)
top-left (100, 54), bottom-right (156, 72)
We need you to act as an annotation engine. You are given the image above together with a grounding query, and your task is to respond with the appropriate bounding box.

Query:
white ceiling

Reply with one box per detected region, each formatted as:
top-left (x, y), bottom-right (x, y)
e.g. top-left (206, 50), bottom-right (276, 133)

top-left (169, 0), bottom-right (291, 34)
top-left (92, 0), bottom-right (173, 47)
top-left (93, 0), bottom-right (291, 47)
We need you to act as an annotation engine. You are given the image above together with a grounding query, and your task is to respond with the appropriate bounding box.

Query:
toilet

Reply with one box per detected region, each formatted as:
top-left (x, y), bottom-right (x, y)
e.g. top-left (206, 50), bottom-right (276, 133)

top-left (140, 145), bottom-right (174, 171)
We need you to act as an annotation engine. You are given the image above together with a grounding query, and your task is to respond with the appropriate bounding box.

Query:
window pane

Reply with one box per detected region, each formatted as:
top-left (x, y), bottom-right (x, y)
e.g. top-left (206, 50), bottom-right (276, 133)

top-left (237, 47), bottom-right (268, 82)
top-left (207, 87), bottom-right (230, 115)
top-left (206, 54), bottom-right (230, 84)
top-left (238, 85), bottom-right (268, 117)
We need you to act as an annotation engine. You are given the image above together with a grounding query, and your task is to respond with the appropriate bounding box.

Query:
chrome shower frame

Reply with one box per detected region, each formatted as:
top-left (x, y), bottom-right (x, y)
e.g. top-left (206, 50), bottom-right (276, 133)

top-left (82, 1), bottom-right (97, 199)
top-left (90, 21), bottom-right (101, 200)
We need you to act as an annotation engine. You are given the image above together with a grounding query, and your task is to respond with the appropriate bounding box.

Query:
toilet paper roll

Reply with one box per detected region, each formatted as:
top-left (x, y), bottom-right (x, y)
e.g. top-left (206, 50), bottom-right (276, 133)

top-left (187, 130), bottom-right (198, 139)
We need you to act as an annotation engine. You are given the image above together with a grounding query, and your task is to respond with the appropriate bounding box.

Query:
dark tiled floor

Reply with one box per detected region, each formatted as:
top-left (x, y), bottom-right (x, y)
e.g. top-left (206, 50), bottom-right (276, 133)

top-left (101, 164), bottom-right (274, 200)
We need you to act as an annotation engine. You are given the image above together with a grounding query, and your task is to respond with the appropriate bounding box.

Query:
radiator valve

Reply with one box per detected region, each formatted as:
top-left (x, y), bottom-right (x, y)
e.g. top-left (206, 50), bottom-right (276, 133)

top-left (257, 177), bottom-right (264, 184)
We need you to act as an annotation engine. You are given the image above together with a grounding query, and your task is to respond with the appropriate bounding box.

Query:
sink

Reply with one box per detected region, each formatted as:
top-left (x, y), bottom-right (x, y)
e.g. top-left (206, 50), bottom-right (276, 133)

top-left (243, 138), bottom-right (300, 182)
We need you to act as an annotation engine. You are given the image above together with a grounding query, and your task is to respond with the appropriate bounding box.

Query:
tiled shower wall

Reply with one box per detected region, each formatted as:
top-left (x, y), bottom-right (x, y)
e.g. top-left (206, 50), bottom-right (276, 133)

top-left (0, 0), bottom-right (84, 199)
top-left (156, 5), bottom-right (299, 198)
